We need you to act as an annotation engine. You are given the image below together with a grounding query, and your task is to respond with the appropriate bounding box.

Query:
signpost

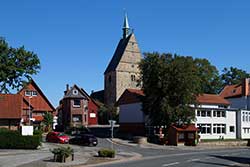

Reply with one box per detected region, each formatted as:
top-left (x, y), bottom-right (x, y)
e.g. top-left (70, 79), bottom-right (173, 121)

top-left (109, 120), bottom-right (116, 150)
top-left (109, 120), bottom-right (116, 139)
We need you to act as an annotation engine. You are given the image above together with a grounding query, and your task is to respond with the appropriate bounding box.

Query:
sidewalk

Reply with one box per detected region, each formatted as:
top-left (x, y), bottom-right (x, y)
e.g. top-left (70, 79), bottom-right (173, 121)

top-left (110, 138), bottom-right (249, 150)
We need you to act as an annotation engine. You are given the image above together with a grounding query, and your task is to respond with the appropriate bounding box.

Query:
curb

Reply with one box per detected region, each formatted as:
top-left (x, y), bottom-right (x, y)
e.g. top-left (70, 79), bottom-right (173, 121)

top-left (83, 152), bottom-right (142, 167)
top-left (107, 138), bottom-right (138, 147)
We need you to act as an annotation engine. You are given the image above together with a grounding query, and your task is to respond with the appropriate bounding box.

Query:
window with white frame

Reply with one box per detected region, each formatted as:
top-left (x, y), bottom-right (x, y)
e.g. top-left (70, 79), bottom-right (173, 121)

top-left (213, 124), bottom-right (226, 134)
top-left (73, 99), bottom-right (81, 107)
top-left (25, 90), bottom-right (32, 96)
top-left (243, 128), bottom-right (250, 133)
top-left (243, 112), bottom-right (245, 122)
top-left (197, 110), bottom-right (201, 116)
top-left (213, 110), bottom-right (226, 118)
top-left (197, 124), bottom-right (211, 134)
top-left (32, 91), bottom-right (38, 96)
top-left (25, 90), bottom-right (37, 96)
top-left (197, 110), bottom-right (211, 117)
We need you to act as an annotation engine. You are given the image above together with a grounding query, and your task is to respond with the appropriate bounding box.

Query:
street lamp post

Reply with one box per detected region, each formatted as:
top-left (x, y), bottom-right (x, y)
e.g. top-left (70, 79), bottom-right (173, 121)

top-left (28, 96), bottom-right (33, 125)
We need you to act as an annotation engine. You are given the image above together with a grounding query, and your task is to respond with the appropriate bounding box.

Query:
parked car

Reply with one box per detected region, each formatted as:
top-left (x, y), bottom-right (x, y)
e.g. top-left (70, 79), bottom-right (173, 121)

top-left (69, 133), bottom-right (98, 146)
top-left (46, 131), bottom-right (70, 144)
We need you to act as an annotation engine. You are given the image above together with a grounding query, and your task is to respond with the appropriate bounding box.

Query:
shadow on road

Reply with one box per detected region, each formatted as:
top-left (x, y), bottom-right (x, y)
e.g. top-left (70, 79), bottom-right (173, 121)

top-left (194, 155), bottom-right (250, 166)
top-left (211, 155), bottom-right (250, 165)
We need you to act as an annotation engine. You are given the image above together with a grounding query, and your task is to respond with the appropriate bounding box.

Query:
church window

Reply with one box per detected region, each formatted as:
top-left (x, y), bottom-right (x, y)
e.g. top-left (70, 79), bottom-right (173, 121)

top-left (108, 76), bottom-right (112, 83)
top-left (131, 75), bottom-right (136, 81)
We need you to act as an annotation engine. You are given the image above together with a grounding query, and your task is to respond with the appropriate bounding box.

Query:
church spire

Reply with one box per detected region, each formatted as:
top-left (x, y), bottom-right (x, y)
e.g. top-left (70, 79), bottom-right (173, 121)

top-left (122, 13), bottom-right (130, 39)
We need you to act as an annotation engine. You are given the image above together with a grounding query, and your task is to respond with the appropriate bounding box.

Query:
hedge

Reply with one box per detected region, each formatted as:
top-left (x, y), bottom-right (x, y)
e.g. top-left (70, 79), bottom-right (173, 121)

top-left (98, 148), bottom-right (115, 158)
top-left (0, 128), bottom-right (41, 149)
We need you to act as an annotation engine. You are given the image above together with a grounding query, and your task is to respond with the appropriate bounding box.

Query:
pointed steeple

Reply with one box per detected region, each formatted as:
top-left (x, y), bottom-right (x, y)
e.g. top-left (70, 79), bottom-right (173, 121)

top-left (122, 13), bottom-right (130, 39)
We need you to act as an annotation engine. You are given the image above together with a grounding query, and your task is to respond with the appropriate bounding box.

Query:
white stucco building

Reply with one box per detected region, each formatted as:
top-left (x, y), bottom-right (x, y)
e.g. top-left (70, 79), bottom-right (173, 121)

top-left (116, 89), bottom-right (146, 136)
top-left (220, 78), bottom-right (250, 139)
top-left (117, 84), bottom-right (250, 139)
top-left (194, 94), bottom-right (237, 139)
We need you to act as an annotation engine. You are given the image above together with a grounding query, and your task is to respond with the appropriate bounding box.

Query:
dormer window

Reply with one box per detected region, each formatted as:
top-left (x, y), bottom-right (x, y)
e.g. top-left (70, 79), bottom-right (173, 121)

top-left (232, 89), bottom-right (236, 94)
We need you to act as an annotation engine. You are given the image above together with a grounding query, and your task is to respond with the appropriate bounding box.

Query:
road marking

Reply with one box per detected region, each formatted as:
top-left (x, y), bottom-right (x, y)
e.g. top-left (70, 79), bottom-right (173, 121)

top-left (162, 162), bottom-right (180, 166)
top-left (187, 158), bottom-right (200, 162)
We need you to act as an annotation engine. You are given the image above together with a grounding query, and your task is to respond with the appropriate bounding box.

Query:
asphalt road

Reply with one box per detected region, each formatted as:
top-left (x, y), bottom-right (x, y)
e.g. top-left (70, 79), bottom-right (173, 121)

top-left (98, 138), bottom-right (250, 167)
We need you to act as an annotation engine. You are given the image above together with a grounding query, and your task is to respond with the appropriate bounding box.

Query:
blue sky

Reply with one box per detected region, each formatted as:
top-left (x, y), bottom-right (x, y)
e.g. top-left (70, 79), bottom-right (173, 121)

top-left (1, 0), bottom-right (250, 107)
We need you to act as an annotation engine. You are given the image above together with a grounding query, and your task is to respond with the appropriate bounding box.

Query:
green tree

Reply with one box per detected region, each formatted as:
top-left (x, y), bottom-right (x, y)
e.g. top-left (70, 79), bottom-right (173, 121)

top-left (139, 52), bottom-right (218, 126)
top-left (220, 67), bottom-right (250, 86)
top-left (0, 37), bottom-right (40, 93)
top-left (42, 112), bottom-right (54, 132)
top-left (97, 102), bottom-right (118, 125)
top-left (194, 58), bottom-right (222, 94)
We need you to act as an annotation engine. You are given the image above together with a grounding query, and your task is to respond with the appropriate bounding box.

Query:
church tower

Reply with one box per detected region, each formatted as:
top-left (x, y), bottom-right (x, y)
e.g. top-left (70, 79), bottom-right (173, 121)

top-left (104, 14), bottom-right (142, 106)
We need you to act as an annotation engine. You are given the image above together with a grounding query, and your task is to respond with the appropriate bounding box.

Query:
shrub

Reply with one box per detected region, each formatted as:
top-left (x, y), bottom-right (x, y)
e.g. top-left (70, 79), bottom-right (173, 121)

top-left (98, 148), bottom-right (115, 158)
top-left (0, 129), bottom-right (41, 149)
top-left (50, 146), bottom-right (74, 162)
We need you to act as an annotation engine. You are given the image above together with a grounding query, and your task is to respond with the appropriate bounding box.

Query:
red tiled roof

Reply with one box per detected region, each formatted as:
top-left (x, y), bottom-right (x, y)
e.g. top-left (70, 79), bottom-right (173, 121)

top-left (0, 94), bottom-right (22, 119)
top-left (220, 84), bottom-right (244, 98)
top-left (197, 94), bottom-right (230, 105)
top-left (33, 115), bottom-right (44, 121)
top-left (171, 124), bottom-right (198, 132)
top-left (116, 89), bottom-right (144, 105)
top-left (18, 79), bottom-right (55, 112)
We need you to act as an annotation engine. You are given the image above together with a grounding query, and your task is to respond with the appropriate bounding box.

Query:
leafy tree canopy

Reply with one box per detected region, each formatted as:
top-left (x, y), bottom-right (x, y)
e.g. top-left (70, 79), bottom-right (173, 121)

top-left (42, 111), bottom-right (54, 131)
top-left (96, 101), bottom-right (118, 125)
top-left (0, 37), bottom-right (40, 93)
top-left (139, 52), bottom-right (220, 126)
top-left (220, 67), bottom-right (250, 86)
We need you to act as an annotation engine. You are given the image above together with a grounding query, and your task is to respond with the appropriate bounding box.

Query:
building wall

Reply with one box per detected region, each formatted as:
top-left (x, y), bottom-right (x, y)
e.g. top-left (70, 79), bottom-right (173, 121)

top-left (237, 109), bottom-right (250, 139)
top-left (61, 98), bottom-right (88, 128)
top-left (227, 97), bottom-right (249, 110)
top-left (0, 119), bottom-right (20, 130)
top-left (119, 102), bottom-right (144, 123)
top-left (19, 82), bottom-right (54, 112)
top-left (88, 100), bottom-right (98, 125)
top-left (104, 71), bottom-right (116, 106)
top-left (195, 107), bottom-right (237, 139)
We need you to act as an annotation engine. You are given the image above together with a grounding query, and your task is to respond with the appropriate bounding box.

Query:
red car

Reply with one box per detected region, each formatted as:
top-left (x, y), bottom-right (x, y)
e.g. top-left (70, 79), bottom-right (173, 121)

top-left (46, 132), bottom-right (70, 144)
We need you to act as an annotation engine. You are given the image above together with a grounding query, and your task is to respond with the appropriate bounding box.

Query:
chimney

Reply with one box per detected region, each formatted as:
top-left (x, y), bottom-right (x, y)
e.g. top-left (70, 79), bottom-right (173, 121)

top-left (242, 78), bottom-right (249, 96)
top-left (64, 84), bottom-right (69, 95)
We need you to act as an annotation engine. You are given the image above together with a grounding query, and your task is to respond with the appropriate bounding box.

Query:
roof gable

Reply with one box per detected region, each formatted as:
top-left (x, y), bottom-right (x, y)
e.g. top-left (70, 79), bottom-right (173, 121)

top-left (64, 85), bottom-right (88, 99)
top-left (116, 89), bottom-right (144, 105)
top-left (18, 79), bottom-right (55, 112)
top-left (220, 84), bottom-right (243, 98)
top-left (104, 34), bottom-right (133, 74)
